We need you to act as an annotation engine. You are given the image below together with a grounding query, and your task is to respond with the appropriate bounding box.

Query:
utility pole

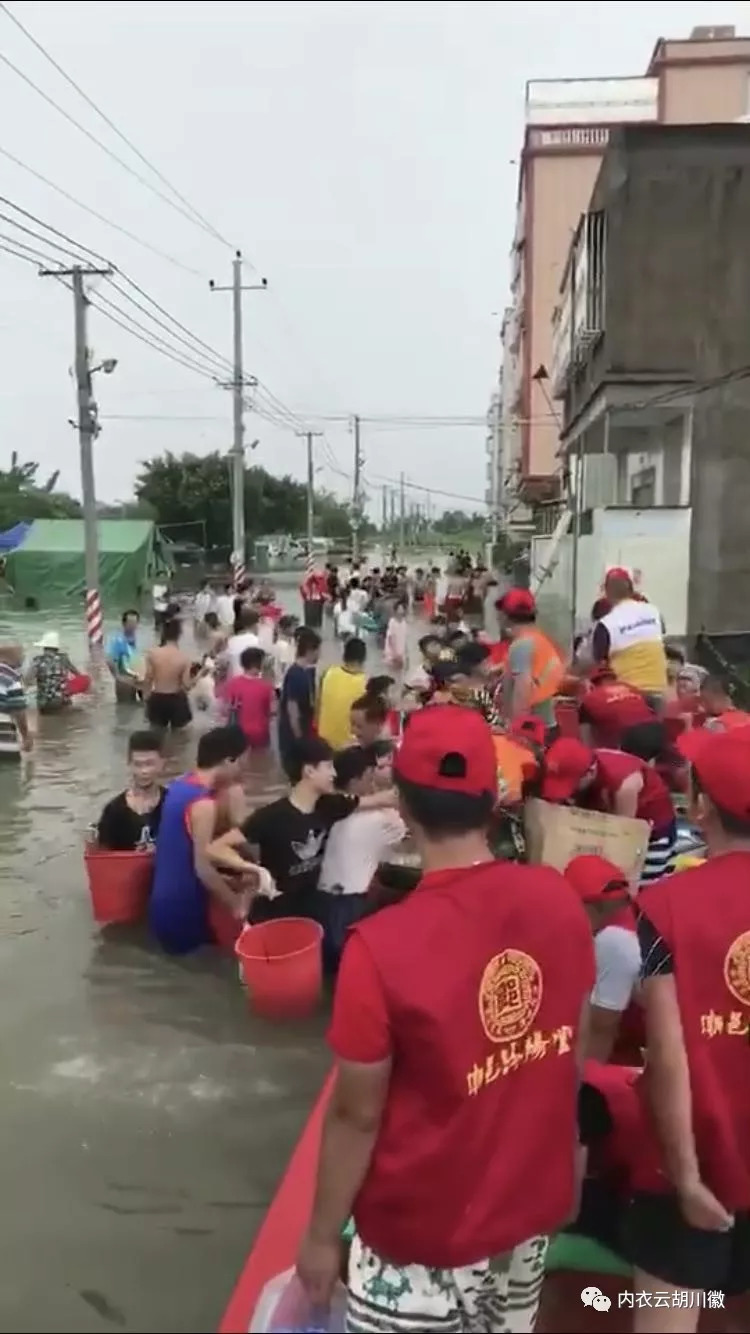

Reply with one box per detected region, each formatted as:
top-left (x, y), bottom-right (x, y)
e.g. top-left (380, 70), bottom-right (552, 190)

top-left (41, 263), bottom-right (113, 654)
top-left (210, 252), bottom-right (266, 581)
top-left (381, 485), bottom-right (388, 534)
top-left (296, 430), bottom-right (322, 569)
top-left (399, 471), bottom-right (406, 555)
top-left (488, 391), bottom-right (502, 568)
top-left (351, 414), bottom-right (364, 564)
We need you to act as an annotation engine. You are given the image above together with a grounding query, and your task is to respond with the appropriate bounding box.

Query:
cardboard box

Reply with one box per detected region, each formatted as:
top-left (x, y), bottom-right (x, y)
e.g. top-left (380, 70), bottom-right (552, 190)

top-left (524, 798), bottom-right (650, 887)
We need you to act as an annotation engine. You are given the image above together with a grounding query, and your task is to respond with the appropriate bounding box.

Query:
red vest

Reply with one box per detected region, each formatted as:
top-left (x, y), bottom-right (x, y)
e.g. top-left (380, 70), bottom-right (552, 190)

top-left (584, 1061), bottom-right (646, 1188)
top-left (349, 861), bottom-right (595, 1267)
top-left (636, 855), bottom-right (750, 1210)
top-left (593, 749), bottom-right (674, 834)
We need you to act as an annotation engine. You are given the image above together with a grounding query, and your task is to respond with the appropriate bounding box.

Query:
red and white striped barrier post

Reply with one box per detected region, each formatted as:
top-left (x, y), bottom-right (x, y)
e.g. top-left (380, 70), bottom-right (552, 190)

top-left (231, 550), bottom-right (246, 591)
top-left (85, 588), bottom-right (103, 652)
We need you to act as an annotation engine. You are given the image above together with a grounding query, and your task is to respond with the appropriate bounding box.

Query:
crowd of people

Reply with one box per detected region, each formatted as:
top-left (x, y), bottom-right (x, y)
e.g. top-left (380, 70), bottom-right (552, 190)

top-left (86, 557), bottom-right (750, 1332)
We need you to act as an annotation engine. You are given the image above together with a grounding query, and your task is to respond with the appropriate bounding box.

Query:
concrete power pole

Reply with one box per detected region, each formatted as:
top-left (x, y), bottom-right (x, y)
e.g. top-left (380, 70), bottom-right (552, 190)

top-left (351, 414), bottom-right (364, 564)
top-left (40, 262), bottom-right (113, 653)
top-left (210, 252), bottom-right (266, 581)
top-left (399, 471), bottom-right (406, 555)
top-left (296, 430), bottom-right (322, 568)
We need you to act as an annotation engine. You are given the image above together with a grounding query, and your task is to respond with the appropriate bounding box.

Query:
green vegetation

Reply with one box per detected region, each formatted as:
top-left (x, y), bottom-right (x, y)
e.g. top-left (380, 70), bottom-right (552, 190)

top-left (0, 452), bottom-right (80, 530)
top-left (135, 450), bottom-right (369, 549)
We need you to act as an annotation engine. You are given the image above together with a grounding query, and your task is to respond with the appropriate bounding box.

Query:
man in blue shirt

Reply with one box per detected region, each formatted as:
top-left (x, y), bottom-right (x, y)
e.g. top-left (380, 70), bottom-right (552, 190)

top-left (278, 627), bottom-right (320, 776)
top-left (106, 609), bottom-right (142, 701)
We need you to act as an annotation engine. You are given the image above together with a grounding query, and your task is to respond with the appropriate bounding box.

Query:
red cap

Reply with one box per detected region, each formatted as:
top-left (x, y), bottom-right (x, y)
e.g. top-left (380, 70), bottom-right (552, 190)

top-left (541, 737), bottom-right (596, 802)
top-left (394, 703), bottom-right (496, 797)
top-left (605, 566), bottom-right (633, 587)
top-left (510, 714), bottom-right (547, 748)
top-left (564, 855), bottom-right (630, 903)
top-left (499, 588), bottom-right (536, 618)
top-left (677, 727), bottom-right (750, 821)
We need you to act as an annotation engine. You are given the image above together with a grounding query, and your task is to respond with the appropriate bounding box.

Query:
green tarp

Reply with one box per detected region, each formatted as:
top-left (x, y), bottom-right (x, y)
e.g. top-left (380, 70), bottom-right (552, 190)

top-left (3, 519), bottom-right (173, 607)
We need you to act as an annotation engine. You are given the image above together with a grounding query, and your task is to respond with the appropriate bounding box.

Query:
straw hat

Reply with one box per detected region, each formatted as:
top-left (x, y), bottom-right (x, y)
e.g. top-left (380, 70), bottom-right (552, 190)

top-left (35, 630), bottom-right (60, 651)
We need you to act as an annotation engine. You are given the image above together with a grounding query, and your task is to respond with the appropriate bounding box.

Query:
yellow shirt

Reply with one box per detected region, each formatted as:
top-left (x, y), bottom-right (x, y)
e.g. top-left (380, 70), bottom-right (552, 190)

top-left (601, 599), bottom-right (668, 694)
top-left (317, 665), bottom-right (366, 750)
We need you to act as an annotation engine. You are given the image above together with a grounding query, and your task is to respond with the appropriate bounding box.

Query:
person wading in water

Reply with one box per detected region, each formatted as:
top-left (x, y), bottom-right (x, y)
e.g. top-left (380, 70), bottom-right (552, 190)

top-left (143, 618), bottom-right (193, 732)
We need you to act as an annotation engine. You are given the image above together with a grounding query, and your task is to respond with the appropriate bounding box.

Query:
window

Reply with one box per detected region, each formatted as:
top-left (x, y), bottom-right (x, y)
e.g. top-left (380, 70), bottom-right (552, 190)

top-left (631, 467), bottom-right (656, 508)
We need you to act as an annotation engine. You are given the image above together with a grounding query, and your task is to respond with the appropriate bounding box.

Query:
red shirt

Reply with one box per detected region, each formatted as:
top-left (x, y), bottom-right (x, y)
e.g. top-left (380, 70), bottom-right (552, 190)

top-left (580, 682), bottom-right (653, 748)
top-left (636, 855), bottom-right (750, 1210)
top-left (329, 861), bottom-right (595, 1267)
top-left (590, 749), bottom-right (674, 834)
top-left (222, 674), bottom-right (274, 748)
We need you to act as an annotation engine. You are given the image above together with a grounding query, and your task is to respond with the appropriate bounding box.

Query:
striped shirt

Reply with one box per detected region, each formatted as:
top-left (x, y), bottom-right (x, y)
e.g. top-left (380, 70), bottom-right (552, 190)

top-left (0, 661), bottom-right (27, 757)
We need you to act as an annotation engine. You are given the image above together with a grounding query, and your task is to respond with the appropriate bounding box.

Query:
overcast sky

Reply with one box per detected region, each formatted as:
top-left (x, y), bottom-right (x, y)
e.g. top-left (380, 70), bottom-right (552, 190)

top-left (0, 0), bottom-right (747, 517)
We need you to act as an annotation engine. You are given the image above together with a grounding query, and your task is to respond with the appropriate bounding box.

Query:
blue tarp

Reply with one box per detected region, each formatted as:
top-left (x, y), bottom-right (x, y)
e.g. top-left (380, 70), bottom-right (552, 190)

top-left (0, 521), bottom-right (31, 552)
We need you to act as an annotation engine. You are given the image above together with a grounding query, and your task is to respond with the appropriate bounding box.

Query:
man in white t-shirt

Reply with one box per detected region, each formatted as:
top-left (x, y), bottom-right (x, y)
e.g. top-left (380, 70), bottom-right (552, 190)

top-left (223, 606), bottom-right (260, 677)
top-left (564, 854), bottom-right (641, 1062)
top-left (346, 578), bottom-right (369, 620)
top-left (319, 746), bottom-right (404, 971)
top-left (215, 584), bottom-right (236, 630)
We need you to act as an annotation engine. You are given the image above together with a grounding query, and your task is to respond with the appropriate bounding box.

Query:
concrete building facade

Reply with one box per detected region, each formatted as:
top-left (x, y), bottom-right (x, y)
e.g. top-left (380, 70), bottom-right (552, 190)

top-left (500, 24), bottom-right (750, 515)
top-left (552, 121), bottom-right (750, 646)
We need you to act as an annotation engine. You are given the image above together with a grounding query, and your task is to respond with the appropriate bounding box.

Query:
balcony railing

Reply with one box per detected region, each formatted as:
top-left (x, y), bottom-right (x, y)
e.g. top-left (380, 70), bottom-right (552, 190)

top-left (551, 210), bottom-right (606, 395)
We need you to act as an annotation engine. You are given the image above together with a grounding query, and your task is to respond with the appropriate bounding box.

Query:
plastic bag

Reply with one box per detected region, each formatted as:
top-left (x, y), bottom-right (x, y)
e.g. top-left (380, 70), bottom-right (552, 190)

top-left (250, 1268), bottom-right (346, 1333)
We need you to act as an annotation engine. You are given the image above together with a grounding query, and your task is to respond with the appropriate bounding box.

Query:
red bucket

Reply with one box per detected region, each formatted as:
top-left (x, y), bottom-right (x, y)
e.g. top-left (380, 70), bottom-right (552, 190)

top-left (208, 899), bottom-right (243, 954)
top-left (235, 917), bottom-right (323, 1019)
top-left (84, 847), bottom-right (153, 924)
top-left (65, 672), bottom-right (92, 698)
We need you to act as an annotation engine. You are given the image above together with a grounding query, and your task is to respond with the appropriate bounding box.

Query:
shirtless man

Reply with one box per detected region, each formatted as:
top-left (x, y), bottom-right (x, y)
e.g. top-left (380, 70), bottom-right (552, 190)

top-left (143, 618), bottom-right (193, 731)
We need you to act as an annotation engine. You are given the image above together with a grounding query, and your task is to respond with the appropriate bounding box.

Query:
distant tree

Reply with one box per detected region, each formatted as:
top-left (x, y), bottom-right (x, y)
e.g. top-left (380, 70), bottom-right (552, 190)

top-left (433, 509), bottom-right (485, 535)
top-left (134, 450), bottom-right (365, 549)
top-left (0, 451), bottom-right (81, 530)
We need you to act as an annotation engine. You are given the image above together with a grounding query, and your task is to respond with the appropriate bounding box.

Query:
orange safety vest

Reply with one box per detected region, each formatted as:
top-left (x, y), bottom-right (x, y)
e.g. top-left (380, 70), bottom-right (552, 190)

top-left (493, 734), bottom-right (539, 805)
top-left (516, 628), bottom-right (564, 706)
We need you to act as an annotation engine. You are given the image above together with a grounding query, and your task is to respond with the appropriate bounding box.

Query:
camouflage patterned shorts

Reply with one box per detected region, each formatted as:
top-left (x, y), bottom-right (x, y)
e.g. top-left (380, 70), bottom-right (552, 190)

top-left (346, 1234), bottom-right (548, 1333)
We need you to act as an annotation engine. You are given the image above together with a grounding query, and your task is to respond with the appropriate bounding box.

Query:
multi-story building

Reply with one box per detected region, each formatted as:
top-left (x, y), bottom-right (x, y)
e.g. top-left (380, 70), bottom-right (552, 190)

top-left (500, 23), bottom-right (750, 516)
top-left (548, 121), bottom-right (750, 649)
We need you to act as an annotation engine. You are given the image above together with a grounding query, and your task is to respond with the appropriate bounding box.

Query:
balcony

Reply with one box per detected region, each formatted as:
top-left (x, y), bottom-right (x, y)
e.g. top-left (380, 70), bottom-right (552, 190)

top-left (551, 210), bottom-right (606, 396)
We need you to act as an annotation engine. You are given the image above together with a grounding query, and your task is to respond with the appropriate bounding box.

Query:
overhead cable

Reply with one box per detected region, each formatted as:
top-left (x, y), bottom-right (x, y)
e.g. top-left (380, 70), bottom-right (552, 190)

top-left (0, 2), bottom-right (230, 247)
top-left (0, 144), bottom-right (204, 276)
top-left (0, 47), bottom-right (230, 245)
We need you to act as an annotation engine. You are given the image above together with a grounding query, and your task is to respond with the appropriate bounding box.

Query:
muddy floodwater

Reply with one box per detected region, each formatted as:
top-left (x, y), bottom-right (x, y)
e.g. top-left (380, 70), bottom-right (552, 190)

top-left (0, 577), bottom-right (340, 1334)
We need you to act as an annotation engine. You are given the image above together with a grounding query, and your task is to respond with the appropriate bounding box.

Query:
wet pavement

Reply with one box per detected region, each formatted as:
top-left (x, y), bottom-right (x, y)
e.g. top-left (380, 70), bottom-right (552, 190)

top-left (0, 577), bottom-right (334, 1334)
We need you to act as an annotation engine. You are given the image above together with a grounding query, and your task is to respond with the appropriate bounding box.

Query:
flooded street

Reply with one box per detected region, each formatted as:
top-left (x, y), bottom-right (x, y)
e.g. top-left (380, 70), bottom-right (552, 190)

top-left (0, 575), bottom-right (335, 1334)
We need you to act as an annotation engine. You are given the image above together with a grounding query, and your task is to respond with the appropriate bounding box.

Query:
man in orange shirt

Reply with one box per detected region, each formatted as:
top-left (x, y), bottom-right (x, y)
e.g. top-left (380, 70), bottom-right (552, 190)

top-left (297, 706), bottom-right (594, 1332)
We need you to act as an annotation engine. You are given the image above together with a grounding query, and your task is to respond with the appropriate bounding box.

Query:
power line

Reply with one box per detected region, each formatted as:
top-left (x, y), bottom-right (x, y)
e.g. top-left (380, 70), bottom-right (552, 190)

top-left (0, 237), bottom-right (50, 269)
top-left (86, 290), bottom-right (220, 382)
top-left (0, 46), bottom-right (229, 246)
top-left (0, 2), bottom-right (230, 248)
top-left (106, 276), bottom-right (230, 376)
top-left (0, 144), bottom-right (204, 276)
top-left (101, 414), bottom-right (226, 423)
